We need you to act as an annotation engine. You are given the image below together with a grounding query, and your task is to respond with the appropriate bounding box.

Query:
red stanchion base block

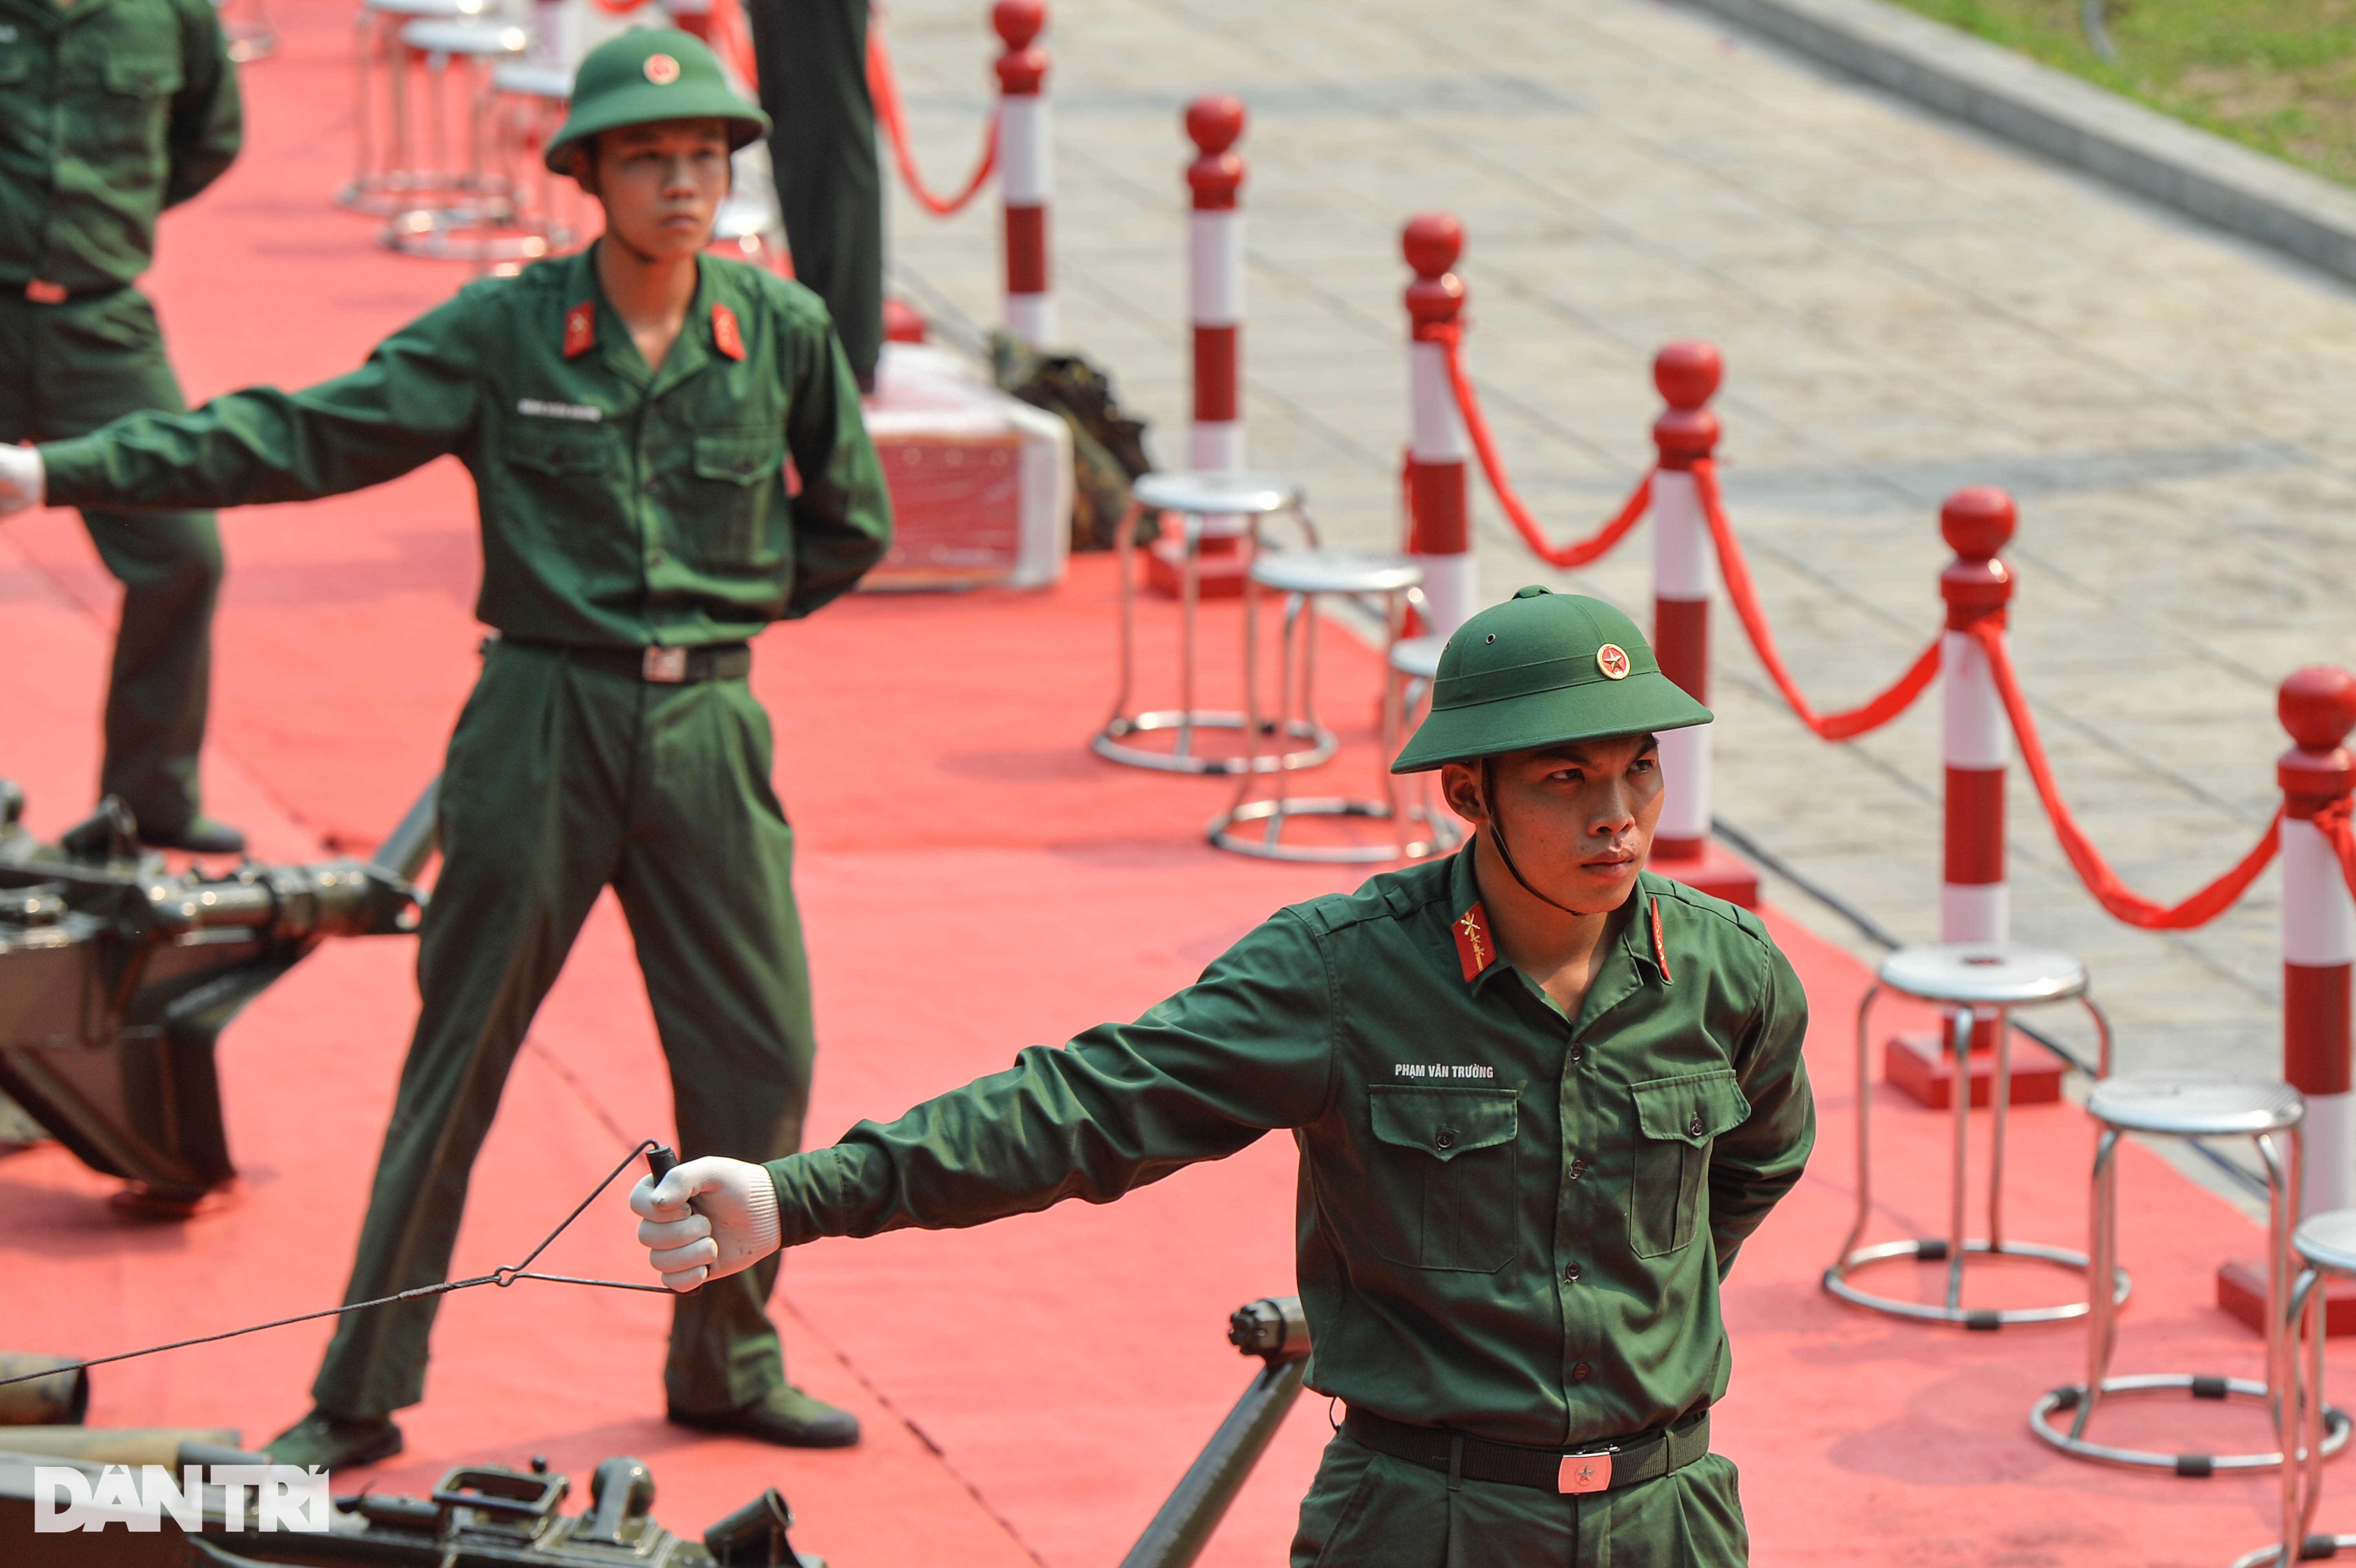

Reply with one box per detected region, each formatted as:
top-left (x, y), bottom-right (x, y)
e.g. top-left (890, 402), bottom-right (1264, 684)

top-left (1883, 1031), bottom-right (2066, 1110)
top-left (884, 296), bottom-right (928, 344)
top-left (2217, 1258), bottom-right (2356, 1337)
top-left (1145, 536), bottom-right (1253, 600)
top-left (1647, 840), bottom-right (1758, 909)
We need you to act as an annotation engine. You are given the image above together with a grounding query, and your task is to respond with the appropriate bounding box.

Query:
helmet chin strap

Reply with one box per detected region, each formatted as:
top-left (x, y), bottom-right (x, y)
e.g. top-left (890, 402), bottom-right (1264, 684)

top-left (1479, 757), bottom-right (1591, 918)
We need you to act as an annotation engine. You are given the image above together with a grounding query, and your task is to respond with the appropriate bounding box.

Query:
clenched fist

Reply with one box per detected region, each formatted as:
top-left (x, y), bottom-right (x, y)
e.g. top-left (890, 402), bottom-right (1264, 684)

top-left (629, 1155), bottom-right (781, 1291)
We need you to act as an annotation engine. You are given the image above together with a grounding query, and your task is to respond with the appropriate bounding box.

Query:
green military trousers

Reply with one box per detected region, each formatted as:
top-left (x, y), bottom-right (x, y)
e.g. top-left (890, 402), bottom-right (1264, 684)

top-left (1290, 1433), bottom-right (1749, 1568)
top-left (748, 0), bottom-right (883, 390)
top-left (311, 640), bottom-right (816, 1418)
top-left (0, 287), bottom-right (221, 836)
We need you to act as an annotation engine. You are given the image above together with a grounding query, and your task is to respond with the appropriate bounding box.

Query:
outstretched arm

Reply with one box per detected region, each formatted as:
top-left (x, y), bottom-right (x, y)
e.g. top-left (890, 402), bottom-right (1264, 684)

top-left (30, 291), bottom-right (487, 515)
top-left (633, 912), bottom-right (1336, 1288)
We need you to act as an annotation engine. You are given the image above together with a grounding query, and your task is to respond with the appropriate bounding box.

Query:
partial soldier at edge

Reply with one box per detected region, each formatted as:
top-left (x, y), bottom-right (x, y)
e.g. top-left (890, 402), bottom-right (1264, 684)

top-left (0, 0), bottom-right (245, 852)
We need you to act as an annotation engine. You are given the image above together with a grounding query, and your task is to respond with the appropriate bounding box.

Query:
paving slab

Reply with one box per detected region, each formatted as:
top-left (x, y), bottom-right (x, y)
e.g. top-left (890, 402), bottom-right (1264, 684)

top-left (880, 0), bottom-right (2356, 1173)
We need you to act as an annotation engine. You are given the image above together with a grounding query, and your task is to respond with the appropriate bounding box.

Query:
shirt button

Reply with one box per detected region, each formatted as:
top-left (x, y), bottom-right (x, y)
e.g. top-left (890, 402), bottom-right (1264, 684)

top-left (643, 477), bottom-right (659, 495)
top-left (1568, 1047), bottom-right (1586, 1065)
top-left (1688, 1113), bottom-right (1705, 1137)
top-left (1571, 1363), bottom-right (1591, 1383)
top-left (1569, 1157), bottom-right (1588, 1181)
top-left (1434, 1128), bottom-right (1458, 1152)
top-left (648, 550), bottom-right (666, 568)
top-left (1564, 1261), bottom-right (1581, 1283)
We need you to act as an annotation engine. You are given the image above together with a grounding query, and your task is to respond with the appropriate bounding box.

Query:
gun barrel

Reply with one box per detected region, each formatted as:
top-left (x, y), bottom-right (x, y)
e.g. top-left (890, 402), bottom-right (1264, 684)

top-left (1118, 1297), bottom-right (1314, 1568)
top-left (371, 775), bottom-right (441, 884)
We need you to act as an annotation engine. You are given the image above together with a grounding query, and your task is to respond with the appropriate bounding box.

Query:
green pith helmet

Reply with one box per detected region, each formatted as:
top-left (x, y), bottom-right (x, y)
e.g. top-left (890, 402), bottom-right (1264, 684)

top-left (544, 30), bottom-right (771, 175)
top-left (1390, 587), bottom-right (1712, 773)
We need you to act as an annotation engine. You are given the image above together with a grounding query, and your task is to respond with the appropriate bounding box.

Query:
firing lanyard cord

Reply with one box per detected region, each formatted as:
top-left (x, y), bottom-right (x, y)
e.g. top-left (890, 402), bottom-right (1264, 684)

top-left (0, 1140), bottom-right (675, 1390)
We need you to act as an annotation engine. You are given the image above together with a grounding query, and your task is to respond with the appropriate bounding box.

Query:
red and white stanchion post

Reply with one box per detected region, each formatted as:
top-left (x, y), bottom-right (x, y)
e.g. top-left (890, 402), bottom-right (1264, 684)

top-left (1939, 486), bottom-right (2014, 948)
top-left (1648, 343), bottom-right (1718, 863)
top-left (1402, 214), bottom-right (1475, 640)
top-left (2280, 667), bottom-right (2356, 1215)
top-left (2221, 666), bottom-right (2356, 1334)
top-left (1149, 95), bottom-right (1249, 598)
top-left (1888, 488), bottom-right (2058, 1107)
top-left (993, 0), bottom-right (1052, 347)
top-left (1643, 343), bottom-right (1754, 905)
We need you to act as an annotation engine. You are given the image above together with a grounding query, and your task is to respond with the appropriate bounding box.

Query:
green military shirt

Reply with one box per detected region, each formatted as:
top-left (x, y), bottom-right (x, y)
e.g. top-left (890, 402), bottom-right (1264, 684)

top-left (768, 851), bottom-right (1813, 1449)
top-left (0, 0), bottom-right (241, 296)
top-left (40, 248), bottom-right (894, 645)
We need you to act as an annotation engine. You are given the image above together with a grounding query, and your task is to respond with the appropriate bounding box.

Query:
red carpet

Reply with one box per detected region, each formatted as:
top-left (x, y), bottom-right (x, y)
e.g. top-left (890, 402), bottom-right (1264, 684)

top-left (1, 6), bottom-right (2346, 1564)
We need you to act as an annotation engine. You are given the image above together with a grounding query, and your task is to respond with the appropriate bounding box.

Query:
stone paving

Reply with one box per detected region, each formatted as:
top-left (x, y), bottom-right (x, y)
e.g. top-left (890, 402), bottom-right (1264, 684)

top-left (878, 0), bottom-right (2356, 1181)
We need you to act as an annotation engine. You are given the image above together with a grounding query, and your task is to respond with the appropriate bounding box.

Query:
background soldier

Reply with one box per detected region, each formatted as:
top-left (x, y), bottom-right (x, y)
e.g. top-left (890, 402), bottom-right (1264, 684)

top-left (744, 0), bottom-right (882, 392)
top-left (0, 0), bottom-right (244, 852)
top-left (632, 588), bottom-right (1815, 1566)
top-left (0, 31), bottom-right (892, 1469)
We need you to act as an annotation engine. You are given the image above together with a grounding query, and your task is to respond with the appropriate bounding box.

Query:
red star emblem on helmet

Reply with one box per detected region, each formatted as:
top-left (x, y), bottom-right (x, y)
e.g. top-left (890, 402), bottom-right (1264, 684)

top-left (1596, 643), bottom-right (1631, 680)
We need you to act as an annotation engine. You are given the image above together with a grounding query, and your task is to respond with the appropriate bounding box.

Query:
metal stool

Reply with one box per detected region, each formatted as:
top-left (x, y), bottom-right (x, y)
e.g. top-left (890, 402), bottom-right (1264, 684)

top-left (1209, 550), bottom-right (1424, 863)
top-left (2235, 1210), bottom-right (2356, 1565)
top-left (2030, 1073), bottom-right (2349, 1473)
top-left (379, 16), bottom-right (531, 261)
top-left (1379, 628), bottom-right (1463, 861)
top-left (337, 0), bottom-right (480, 216)
top-left (472, 58), bottom-right (580, 267)
top-left (1827, 943), bottom-right (2122, 1327)
top-left (1096, 471), bottom-right (1334, 776)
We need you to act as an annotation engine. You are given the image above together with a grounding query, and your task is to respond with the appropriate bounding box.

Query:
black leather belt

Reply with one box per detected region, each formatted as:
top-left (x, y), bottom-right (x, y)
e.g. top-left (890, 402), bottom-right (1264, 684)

top-left (1341, 1405), bottom-right (1709, 1495)
top-left (496, 638), bottom-right (753, 684)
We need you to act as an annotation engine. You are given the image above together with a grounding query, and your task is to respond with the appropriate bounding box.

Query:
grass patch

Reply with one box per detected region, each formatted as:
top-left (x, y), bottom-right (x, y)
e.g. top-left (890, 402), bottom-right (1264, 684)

top-left (1884, 0), bottom-right (2356, 186)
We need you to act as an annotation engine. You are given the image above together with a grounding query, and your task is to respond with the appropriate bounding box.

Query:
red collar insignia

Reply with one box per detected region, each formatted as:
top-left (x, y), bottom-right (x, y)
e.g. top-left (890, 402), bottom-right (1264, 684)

top-left (1649, 895), bottom-right (1671, 983)
top-left (562, 302), bottom-right (595, 359)
top-left (712, 302), bottom-right (744, 360)
top-left (1452, 902), bottom-right (1494, 984)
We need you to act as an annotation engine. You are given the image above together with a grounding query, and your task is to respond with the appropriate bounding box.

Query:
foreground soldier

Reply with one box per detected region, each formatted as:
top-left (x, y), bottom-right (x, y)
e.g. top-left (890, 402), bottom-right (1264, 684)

top-left (0, 33), bottom-right (892, 1466)
top-left (634, 589), bottom-right (1814, 1564)
top-left (0, 0), bottom-right (245, 852)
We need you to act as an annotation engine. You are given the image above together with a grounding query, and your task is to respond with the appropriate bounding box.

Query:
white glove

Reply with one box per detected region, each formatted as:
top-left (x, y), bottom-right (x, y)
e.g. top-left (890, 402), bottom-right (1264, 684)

top-left (629, 1156), bottom-right (781, 1292)
top-left (0, 445), bottom-right (43, 518)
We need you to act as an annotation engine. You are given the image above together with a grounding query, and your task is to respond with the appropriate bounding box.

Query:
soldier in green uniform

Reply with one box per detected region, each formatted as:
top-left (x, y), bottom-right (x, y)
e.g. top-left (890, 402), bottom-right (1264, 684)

top-left (632, 588), bottom-right (1813, 1565)
top-left (0, 0), bottom-right (245, 852)
top-left (0, 31), bottom-right (893, 1468)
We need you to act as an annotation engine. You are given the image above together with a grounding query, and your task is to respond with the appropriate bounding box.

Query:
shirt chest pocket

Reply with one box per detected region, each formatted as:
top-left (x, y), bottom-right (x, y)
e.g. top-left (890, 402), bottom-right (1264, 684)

top-left (503, 427), bottom-right (616, 530)
top-left (679, 431), bottom-right (787, 570)
top-left (103, 57), bottom-right (184, 99)
top-left (1364, 1086), bottom-right (1520, 1274)
top-left (93, 55), bottom-right (183, 152)
top-left (1628, 1071), bottom-right (1751, 1259)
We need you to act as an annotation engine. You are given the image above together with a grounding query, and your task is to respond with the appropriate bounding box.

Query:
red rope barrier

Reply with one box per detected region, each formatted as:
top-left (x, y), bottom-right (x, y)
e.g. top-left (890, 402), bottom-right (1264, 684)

top-left (708, 0), bottom-right (761, 93)
top-left (867, 18), bottom-right (998, 217)
top-left (1972, 620), bottom-right (2283, 928)
top-left (1434, 327), bottom-right (1651, 570)
top-left (1690, 459), bottom-right (1940, 742)
top-left (2319, 799), bottom-right (2356, 908)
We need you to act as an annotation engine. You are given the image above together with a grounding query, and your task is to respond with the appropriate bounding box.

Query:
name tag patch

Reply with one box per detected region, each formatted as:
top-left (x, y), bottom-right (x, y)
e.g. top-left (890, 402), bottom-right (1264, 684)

top-left (1394, 1063), bottom-right (1497, 1080)
top-left (517, 398), bottom-right (603, 423)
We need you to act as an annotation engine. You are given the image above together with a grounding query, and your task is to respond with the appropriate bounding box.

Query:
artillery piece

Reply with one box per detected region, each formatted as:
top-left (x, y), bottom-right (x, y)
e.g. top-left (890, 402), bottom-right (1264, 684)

top-left (0, 779), bottom-right (436, 1213)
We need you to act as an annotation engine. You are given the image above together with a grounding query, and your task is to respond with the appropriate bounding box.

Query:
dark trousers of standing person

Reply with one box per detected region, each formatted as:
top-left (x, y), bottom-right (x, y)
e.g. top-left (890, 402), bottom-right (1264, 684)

top-left (308, 643), bottom-right (817, 1419)
top-left (746, 0), bottom-right (884, 392)
top-left (0, 288), bottom-right (221, 837)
